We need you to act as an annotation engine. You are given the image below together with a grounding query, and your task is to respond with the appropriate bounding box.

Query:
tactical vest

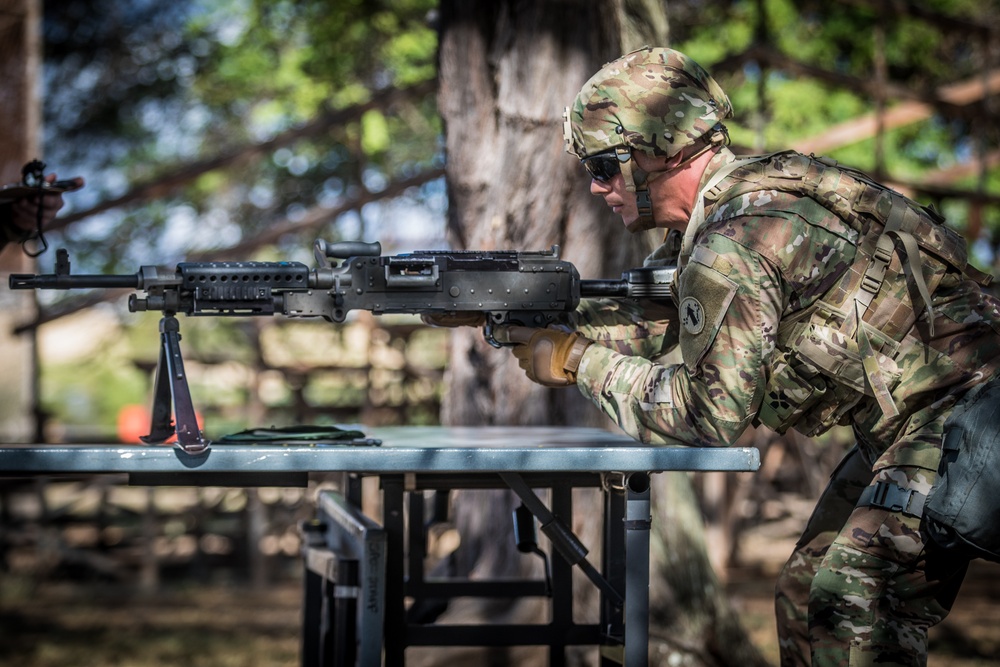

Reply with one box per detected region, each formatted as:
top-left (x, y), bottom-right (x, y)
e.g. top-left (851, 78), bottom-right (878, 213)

top-left (687, 151), bottom-right (992, 437)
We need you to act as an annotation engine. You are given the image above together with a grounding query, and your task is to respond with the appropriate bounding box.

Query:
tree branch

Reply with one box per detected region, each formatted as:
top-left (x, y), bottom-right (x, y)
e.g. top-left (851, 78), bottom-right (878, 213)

top-left (49, 79), bottom-right (438, 232)
top-left (712, 45), bottom-right (990, 124)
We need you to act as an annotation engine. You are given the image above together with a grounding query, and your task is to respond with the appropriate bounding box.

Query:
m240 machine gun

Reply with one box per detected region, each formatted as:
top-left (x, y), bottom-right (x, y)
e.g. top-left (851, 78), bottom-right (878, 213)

top-left (10, 241), bottom-right (674, 453)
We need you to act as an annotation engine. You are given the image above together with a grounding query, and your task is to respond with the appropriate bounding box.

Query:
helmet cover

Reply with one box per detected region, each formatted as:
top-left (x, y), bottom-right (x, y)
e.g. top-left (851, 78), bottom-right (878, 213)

top-left (565, 47), bottom-right (733, 160)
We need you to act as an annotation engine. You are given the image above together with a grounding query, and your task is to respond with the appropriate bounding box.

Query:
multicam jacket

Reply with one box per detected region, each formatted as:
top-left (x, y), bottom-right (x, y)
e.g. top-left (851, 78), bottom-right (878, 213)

top-left (573, 147), bottom-right (1000, 471)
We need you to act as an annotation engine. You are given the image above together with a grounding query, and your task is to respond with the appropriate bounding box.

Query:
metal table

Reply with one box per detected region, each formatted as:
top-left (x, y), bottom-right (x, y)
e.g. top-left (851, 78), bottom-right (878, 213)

top-left (0, 426), bottom-right (759, 666)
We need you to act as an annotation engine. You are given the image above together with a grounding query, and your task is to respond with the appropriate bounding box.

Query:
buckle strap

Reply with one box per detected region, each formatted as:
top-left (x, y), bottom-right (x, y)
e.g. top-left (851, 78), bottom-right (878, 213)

top-left (858, 481), bottom-right (927, 518)
top-left (855, 301), bottom-right (899, 418)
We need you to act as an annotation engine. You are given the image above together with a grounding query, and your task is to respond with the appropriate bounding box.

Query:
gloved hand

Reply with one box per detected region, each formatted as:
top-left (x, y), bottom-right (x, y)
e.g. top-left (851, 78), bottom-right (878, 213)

top-left (502, 326), bottom-right (592, 387)
top-left (420, 312), bottom-right (486, 327)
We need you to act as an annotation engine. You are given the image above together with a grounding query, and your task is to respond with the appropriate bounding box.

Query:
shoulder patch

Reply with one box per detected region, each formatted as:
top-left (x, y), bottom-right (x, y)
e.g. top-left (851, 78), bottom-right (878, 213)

top-left (680, 297), bottom-right (706, 335)
top-left (679, 258), bottom-right (739, 375)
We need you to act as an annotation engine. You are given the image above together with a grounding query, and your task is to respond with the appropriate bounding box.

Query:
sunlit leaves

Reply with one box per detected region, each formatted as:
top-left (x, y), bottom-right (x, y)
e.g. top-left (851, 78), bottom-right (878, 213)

top-left (361, 110), bottom-right (392, 155)
top-left (42, 0), bottom-right (441, 275)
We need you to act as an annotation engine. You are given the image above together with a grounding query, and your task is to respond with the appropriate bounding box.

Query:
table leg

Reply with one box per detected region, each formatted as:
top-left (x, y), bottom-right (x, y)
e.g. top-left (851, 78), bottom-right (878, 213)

top-left (602, 476), bottom-right (626, 665)
top-left (382, 475), bottom-right (406, 665)
top-left (624, 473), bottom-right (651, 666)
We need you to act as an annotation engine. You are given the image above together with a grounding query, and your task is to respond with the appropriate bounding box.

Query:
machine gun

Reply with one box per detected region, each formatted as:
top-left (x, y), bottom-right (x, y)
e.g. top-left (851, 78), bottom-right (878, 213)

top-left (10, 241), bottom-right (674, 453)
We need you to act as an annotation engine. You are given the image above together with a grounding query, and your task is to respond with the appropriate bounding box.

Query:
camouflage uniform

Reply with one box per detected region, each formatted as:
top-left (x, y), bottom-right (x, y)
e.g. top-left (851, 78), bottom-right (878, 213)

top-left (564, 48), bottom-right (1000, 667)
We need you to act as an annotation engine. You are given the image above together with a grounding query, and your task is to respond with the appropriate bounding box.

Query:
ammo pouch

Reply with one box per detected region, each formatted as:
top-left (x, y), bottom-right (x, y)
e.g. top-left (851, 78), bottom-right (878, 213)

top-left (926, 377), bottom-right (1000, 562)
top-left (755, 347), bottom-right (860, 436)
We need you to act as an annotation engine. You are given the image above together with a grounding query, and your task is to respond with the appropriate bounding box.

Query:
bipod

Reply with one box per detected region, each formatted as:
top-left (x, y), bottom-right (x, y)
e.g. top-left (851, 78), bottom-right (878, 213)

top-left (141, 313), bottom-right (210, 455)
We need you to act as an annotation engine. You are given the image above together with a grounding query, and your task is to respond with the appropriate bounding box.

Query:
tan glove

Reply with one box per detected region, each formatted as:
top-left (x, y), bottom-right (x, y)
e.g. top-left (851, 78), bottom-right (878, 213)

top-left (503, 326), bottom-right (592, 387)
top-left (420, 312), bottom-right (486, 327)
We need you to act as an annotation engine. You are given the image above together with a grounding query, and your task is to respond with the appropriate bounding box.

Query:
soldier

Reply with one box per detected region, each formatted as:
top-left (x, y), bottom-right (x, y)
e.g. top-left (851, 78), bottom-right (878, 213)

top-left (499, 47), bottom-right (1000, 665)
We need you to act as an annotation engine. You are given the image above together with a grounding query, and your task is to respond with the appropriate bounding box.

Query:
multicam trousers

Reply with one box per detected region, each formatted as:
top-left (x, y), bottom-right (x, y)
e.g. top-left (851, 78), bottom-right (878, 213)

top-left (774, 446), bottom-right (970, 667)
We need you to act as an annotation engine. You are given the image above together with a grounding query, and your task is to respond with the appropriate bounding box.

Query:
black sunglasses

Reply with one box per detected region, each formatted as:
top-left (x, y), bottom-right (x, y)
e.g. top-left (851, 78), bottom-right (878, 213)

top-left (581, 149), bottom-right (630, 182)
top-left (580, 149), bottom-right (632, 183)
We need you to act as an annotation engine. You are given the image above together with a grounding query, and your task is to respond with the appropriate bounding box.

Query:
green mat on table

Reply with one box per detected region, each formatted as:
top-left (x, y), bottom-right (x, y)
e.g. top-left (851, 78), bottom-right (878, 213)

top-left (216, 424), bottom-right (380, 446)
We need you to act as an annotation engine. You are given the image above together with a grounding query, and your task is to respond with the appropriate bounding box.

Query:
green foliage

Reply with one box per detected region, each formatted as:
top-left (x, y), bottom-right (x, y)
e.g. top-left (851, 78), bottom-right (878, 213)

top-left (361, 110), bottom-right (392, 155)
top-left (43, 0), bottom-right (442, 274)
top-left (725, 77), bottom-right (869, 149)
top-left (189, 0), bottom-right (438, 127)
top-left (675, 0), bottom-right (999, 242)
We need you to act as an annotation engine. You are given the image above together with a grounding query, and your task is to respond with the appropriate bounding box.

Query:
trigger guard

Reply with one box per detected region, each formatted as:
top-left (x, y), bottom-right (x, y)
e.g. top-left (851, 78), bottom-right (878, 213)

top-left (483, 319), bottom-right (510, 349)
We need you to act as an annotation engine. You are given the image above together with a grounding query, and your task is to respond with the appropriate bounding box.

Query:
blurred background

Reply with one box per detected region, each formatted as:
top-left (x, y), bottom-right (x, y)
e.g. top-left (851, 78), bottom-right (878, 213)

top-left (1, 1), bottom-right (999, 665)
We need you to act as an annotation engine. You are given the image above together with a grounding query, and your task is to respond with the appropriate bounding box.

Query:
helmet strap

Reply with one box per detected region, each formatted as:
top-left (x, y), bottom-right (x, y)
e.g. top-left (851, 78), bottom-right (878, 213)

top-left (618, 148), bottom-right (658, 231)
top-left (625, 126), bottom-right (729, 231)
top-left (670, 125), bottom-right (729, 172)
top-left (635, 188), bottom-right (653, 216)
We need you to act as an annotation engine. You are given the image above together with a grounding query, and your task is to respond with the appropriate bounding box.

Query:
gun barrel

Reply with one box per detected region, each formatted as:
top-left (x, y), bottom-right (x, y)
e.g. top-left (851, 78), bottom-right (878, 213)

top-left (580, 279), bottom-right (630, 298)
top-left (9, 273), bottom-right (140, 290)
top-left (579, 266), bottom-right (675, 300)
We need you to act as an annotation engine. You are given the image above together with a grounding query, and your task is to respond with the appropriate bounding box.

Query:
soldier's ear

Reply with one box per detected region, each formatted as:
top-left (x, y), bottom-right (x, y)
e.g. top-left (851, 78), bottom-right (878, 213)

top-left (631, 150), bottom-right (669, 173)
top-left (663, 151), bottom-right (686, 170)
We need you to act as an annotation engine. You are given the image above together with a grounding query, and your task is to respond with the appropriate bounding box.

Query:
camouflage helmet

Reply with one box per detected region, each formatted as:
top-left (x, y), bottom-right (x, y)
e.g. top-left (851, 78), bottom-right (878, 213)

top-left (564, 47), bottom-right (733, 160)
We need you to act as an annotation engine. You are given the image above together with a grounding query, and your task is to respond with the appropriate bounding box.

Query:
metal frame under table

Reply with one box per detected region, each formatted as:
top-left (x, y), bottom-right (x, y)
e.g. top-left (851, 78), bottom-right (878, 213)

top-left (0, 426), bottom-right (760, 666)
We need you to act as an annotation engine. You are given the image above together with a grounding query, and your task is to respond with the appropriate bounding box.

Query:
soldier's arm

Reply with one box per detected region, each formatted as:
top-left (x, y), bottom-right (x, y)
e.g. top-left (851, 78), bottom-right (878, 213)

top-left (563, 230), bottom-right (681, 357)
top-left (574, 234), bottom-right (783, 446)
top-left (565, 297), bottom-right (678, 359)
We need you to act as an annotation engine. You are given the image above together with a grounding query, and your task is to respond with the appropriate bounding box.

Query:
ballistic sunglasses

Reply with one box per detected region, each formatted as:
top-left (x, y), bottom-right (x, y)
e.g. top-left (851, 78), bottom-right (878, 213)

top-left (581, 149), bottom-right (631, 182)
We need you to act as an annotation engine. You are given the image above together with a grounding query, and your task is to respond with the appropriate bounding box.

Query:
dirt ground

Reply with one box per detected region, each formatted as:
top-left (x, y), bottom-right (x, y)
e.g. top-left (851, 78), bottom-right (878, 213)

top-left (0, 580), bottom-right (302, 667)
top-left (1, 510), bottom-right (997, 667)
top-left (1, 558), bottom-right (997, 666)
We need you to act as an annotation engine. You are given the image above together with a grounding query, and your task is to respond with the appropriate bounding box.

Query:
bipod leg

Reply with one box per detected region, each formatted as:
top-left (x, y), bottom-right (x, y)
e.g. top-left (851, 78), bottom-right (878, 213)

top-left (142, 335), bottom-right (177, 444)
top-left (140, 314), bottom-right (209, 455)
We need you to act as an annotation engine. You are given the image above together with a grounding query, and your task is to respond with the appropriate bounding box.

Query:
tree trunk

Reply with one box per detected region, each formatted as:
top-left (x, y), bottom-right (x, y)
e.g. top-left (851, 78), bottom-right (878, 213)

top-left (435, 2), bottom-right (768, 665)
top-left (0, 0), bottom-right (42, 442)
top-left (436, 0), bottom-right (643, 428)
